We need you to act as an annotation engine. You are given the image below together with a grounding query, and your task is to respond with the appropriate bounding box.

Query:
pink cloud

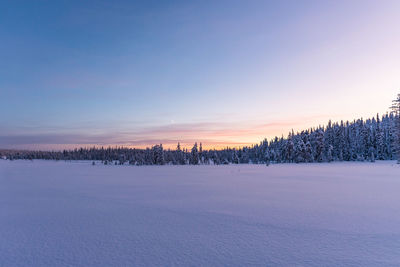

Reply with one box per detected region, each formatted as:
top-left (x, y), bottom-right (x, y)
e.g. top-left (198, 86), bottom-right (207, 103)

top-left (1, 114), bottom-right (345, 150)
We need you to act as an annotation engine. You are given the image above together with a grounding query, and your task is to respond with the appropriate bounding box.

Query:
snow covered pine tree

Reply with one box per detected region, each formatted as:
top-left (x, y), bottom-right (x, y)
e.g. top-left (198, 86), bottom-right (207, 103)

top-left (391, 93), bottom-right (400, 163)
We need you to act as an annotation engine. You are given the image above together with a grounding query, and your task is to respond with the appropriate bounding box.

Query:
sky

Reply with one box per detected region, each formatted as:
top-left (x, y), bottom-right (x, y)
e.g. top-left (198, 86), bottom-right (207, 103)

top-left (1, 0), bottom-right (400, 150)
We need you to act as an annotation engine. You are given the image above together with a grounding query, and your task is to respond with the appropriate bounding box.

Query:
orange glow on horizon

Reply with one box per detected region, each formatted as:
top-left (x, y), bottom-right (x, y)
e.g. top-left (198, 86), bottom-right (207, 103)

top-left (2, 110), bottom-right (395, 151)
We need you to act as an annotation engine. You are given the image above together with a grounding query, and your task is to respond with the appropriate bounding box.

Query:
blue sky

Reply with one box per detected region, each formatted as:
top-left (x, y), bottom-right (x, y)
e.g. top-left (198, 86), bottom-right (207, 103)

top-left (1, 0), bottom-right (400, 149)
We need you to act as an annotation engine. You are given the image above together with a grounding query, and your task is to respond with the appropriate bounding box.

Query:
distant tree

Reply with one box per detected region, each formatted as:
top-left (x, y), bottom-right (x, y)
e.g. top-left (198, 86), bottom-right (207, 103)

top-left (212, 150), bottom-right (220, 165)
top-left (326, 145), bottom-right (333, 162)
top-left (287, 135), bottom-right (295, 163)
top-left (369, 146), bottom-right (375, 162)
top-left (264, 147), bottom-right (271, 166)
top-left (232, 149), bottom-right (239, 164)
top-left (190, 143), bottom-right (199, 165)
top-left (199, 143), bottom-right (204, 164)
top-left (305, 141), bottom-right (313, 162)
top-left (152, 144), bottom-right (165, 165)
top-left (391, 93), bottom-right (400, 163)
top-left (175, 143), bottom-right (184, 165)
top-left (294, 139), bottom-right (306, 163)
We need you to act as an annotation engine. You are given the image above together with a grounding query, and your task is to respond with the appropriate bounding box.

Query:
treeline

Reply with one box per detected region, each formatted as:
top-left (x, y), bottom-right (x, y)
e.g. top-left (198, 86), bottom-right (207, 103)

top-left (1, 112), bottom-right (399, 165)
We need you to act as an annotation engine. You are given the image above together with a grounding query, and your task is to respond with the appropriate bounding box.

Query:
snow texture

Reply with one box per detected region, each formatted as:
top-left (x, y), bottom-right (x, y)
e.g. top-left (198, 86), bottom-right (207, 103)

top-left (1, 160), bottom-right (400, 266)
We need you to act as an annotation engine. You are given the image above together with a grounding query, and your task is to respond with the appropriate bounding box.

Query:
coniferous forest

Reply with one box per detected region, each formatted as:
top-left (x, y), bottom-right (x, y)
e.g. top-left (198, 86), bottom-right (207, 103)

top-left (1, 94), bottom-right (399, 165)
top-left (2, 106), bottom-right (400, 165)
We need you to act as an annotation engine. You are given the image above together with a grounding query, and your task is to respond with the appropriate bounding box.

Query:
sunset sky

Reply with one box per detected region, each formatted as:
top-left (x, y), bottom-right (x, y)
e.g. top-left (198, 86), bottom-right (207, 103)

top-left (1, 0), bottom-right (400, 150)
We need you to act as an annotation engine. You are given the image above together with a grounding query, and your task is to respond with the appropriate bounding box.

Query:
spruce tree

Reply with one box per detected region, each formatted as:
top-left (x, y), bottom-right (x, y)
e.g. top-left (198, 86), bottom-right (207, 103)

top-left (190, 143), bottom-right (199, 165)
top-left (391, 93), bottom-right (400, 163)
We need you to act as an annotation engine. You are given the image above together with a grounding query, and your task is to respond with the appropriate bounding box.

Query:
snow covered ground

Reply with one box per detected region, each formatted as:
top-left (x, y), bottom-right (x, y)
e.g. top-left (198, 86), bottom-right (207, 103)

top-left (0, 160), bottom-right (399, 266)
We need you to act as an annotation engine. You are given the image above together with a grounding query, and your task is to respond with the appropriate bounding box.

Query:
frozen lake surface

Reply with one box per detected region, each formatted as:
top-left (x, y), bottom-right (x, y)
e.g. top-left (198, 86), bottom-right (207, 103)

top-left (1, 160), bottom-right (400, 266)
